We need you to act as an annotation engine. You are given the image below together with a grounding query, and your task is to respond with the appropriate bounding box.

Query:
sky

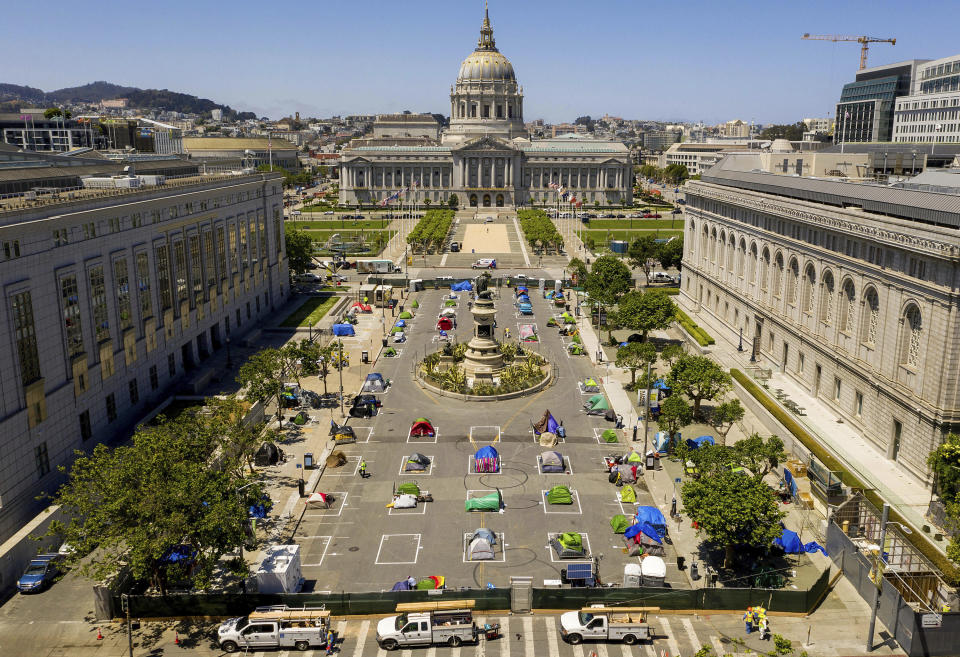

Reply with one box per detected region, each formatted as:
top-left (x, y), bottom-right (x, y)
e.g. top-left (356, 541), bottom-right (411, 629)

top-left (3, 0), bottom-right (960, 124)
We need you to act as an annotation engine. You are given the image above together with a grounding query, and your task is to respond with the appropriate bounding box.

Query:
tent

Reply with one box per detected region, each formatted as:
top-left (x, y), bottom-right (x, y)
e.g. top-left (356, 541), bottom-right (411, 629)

top-left (391, 494), bottom-right (418, 509)
top-left (517, 294), bottom-right (531, 303)
top-left (584, 394), bottom-right (610, 411)
top-left (332, 324), bottom-right (355, 336)
top-left (329, 421), bottom-right (357, 444)
top-left (351, 302), bottom-right (372, 313)
top-left (640, 556), bottom-right (667, 587)
top-left (546, 485), bottom-right (573, 505)
top-left (615, 463), bottom-right (638, 483)
top-left (773, 527), bottom-right (803, 554)
top-left (467, 535), bottom-right (495, 560)
top-left (451, 280), bottom-right (473, 292)
top-left (653, 432), bottom-right (670, 455)
top-left (625, 522), bottom-right (663, 547)
top-left (602, 428), bottom-right (619, 443)
top-left (411, 299), bottom-right (420, 309)
top-left (540, 450), bottom-right (564, 473)
top-left (582, 378), bottom-right (600, 392)
top-left (546, 317), bottom-right (558, 327)
top-left (390, 326), bottom-right (404, 335)
top-left (550, 532), bottom-right (586, 558)
top-left (538, 431), bottom-right (559, 447)
top-left (383, 347), bottom-right (398, 357)
top-left (619, 485), bottom-right (636, 503)
top-left (561, 312), bottom-right (576, 324)
top-left (305, 492), bottom-right (334, 508)
top-left (516, 286), bottom-right (529, 294)
top-left (533, 410), bottom-right (560, 435)
top-left (471, 528), bottom-right (497, 545)
top-left (545, 290), bottom-right (555, 299)
top-left (625, 450), bottom-right (643, 464)
top-left (519, 325), bottom-right (538, 342)
top-left (410, 418), bottom-right (435, 437)
top-left (568, 343), bottom-right (585, 355)
top-left (254, 442), bottom-right (281, 466)
top-left (293, 411), bottom-right (308, 425)
top-left (465, 489), bottom-right (502, 511)
top-left (610, 514), bottom-right (630, 534)
top-left (443, 299), bottom-right (458, 307)
top-left (517, 302), bottom-right (533, 315)
top-left (325, 451), bottom-right (347, 468)
top-left (439, 308), bottom-right (457, 317)
top-left (686, 435), bottom-right (715, 449)
top-left (394, 319), bottom-right (406, 328)
top-left (405, 453), bottom-right (431, 472)
top-left (391, 580), bottom-right (412, 591)
top-left (474, 445), bottom-right (500, 473)
top-left (396, 482), bottom-right (420, 497)
top-left (437, 317), bottom-right (453, 330)
top-left (398, 310), bottom-right (414, 319)
top-left (635, 506), bottom-right (667, 537)
top-left (362, 373), bottom-right (388, 393)
top-left (415, 575), bottom-right (445, 590)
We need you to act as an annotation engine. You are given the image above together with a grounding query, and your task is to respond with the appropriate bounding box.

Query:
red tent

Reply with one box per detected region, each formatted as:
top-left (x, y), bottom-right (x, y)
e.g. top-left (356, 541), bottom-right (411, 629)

top-left (437, 317), bottom-right (453, 330)
top-left (410, 418), bottom-right (435, 437)
top-left (351, 302), bottom-right (372, 312)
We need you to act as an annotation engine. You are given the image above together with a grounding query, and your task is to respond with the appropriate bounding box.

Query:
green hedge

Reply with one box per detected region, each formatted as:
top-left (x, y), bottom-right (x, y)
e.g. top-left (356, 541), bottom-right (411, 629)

top-left (661, 287), bottom-right (680, 295)
top-left (731, 368), bottom-right (960, 584)
top-left (674, 308), bottom-right (714, 346)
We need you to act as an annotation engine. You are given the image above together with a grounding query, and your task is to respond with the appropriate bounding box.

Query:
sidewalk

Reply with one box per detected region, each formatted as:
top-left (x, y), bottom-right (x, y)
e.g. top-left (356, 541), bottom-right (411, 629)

top-left (682, 299), bottom-right (940, 550)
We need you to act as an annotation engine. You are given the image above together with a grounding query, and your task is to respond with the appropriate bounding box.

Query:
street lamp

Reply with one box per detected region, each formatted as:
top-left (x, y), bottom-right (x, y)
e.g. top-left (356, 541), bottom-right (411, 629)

top-left (738, 327), bottom-right (744, 352)
top-left (866, 504), bottom-right (913, 652)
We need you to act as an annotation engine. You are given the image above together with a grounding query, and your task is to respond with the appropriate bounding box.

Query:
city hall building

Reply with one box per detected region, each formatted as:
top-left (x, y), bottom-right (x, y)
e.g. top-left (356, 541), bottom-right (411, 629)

top-left (0, 158), bottom-right (289, 543)
top-left (338, 9), bottom-right (633, 209)
top-left (680, 154), bottom-right (960, 485)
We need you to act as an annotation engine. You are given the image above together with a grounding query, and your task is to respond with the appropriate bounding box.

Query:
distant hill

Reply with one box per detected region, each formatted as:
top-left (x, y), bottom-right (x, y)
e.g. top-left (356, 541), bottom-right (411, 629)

top-left (0, 81), bottom-right (256, 120)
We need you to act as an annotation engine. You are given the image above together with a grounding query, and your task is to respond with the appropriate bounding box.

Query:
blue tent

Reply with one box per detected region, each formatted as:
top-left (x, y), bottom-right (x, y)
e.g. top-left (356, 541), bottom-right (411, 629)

top-left (686, 435), bottom-right (715, 449)
top-left (635, 506), bottom-right (667, 537)
top-left (161, 545), bottom-right (197, 564)
top-left (652, 379), bottom-right (671, 391)
top-left (783, 468), bottom-right (798, 497)
top-left (362, 373), bottom-right (388, 393)
top-left (652, 432), bottom-right (670, 455)
top-left (773, 527), bottom-right (804, 554)
top-left (391, 580), bottom-right (412, 591)
top-left (475, 445), bottom-right (498, 459)
top-left (624, 522), bottom-right (663, 544)
top-left (474, 445), bottom-right (499, 473)
top-left (332, 324), bottom-right (355, 336)
top-left (545, 413), bottom-right (560, 434)
top-left (517, 286), bottom-right (528, 293)
top-left (517, 294), bottom-right (530, 303)
top-left (451, 280), bottom-right (473, 292)
top-left (394, 319), bottom-right (406, 328)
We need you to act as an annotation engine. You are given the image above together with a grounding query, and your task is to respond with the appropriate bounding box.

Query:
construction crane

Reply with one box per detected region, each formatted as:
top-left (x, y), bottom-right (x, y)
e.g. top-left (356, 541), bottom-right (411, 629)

top-left (802, 34), bottom-right (896, 70)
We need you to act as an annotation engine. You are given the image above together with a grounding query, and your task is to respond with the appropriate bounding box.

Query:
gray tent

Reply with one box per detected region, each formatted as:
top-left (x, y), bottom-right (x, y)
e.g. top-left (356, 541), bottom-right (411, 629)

top-left (540, 451), bottom-right (565, 473)
top-left (471, 528), bottom-right (497, 545)
top-left (616, 463), bottom-right (638, 483)
top-left (467, 536), bottom-right (495, 560)
top-left (404, 453), bottom-right (431, 472)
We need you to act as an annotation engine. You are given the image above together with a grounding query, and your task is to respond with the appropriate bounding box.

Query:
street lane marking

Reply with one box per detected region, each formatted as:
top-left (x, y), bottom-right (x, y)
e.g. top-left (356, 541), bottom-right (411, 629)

top-left (712, 636), bottom-right (726, 656)
top-left (681, 617), bottom-right (700, 652)
top-left (351, 619), bottom-right (370, 657)
top-left (545, 617), bottom-right (560, 657)
top-left (500, 617), bottom-right (510, 657)
top-left (523, 616), bottom-right (534, 657)
top-left (659, 617), bottom-right (682, 657)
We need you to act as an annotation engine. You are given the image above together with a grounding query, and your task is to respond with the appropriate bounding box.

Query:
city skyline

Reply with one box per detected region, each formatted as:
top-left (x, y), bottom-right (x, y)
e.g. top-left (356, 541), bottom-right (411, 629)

top-left (3, 1), bottom-right (960, 123)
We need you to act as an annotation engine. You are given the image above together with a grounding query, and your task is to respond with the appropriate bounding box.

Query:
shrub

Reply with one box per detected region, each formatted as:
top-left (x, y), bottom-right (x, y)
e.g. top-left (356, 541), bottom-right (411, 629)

top-left (674, 308), bottom-right (715, 346)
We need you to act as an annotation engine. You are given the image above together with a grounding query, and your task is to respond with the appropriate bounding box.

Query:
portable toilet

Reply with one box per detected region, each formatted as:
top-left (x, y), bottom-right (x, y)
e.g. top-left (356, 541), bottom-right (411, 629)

top-left (609, 240), bottom-right (628, 254)
top-left (255, 545), bottom-right (303, 594)
top-left (640, 555), bottom-right (666, 587)
top-left (538, 278), bottom-right (545, 293)
top-left (554, 279), bottom-right (562, 293)
top-left (409, 279), bottom-right (423, 293)
top-left (623, 562), bottom-right (642, 588)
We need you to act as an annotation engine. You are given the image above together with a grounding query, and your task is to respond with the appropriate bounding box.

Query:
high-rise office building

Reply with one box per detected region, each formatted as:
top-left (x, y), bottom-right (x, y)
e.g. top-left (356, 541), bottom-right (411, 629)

top-left (834, 60), bottom-right (927, 143)
top-left (893, 54), bottom-right (960, 143)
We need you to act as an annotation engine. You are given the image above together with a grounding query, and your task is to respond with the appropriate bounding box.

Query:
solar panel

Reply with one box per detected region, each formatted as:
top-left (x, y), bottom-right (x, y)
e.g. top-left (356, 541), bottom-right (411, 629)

top-left (566, 563), bottom-right (593, 579)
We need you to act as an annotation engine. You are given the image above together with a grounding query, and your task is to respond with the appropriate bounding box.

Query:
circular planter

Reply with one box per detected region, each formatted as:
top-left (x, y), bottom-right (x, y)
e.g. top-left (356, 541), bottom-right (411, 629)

top-left (417, 366), bottom-right (553, 402)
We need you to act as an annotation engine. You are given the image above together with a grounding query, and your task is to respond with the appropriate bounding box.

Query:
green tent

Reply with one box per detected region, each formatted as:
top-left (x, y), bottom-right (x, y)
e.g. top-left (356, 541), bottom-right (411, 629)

top-left (465, 490), bottom-right (502, 512)
top-left (562, 312), bottom-right (575, 324)
top-left (411, 299), bottom-right (420, 309)
top-left (546, 485), bottom-right (573, 505)
top-left (390, 326), bottom-right (404, 334)
top-left (557, 532), bottom-right (583, 551)
top-left (602, 428), bottom-right (619, 443)
top-left (546, 317), bottom-right (558, 327)
top-left (396, 482), bottom-right (420, 497)
top-left (619, 485), bottom-right (636, 503)
top-left (568, 343), bottom-right (584, 355)
top-left (572, 334), bottom-right (582, 344)
top-left (626, 451), bottom-right (643, 464)
top-left (444, 299), bottom-right (457, 307)
top-left (398, 311), bottom-right (413, 319)
top-left (610, 514), bottom-right (630, 534)
top-left (587, 395), bottom-right (610, 411)
top-left (384, 347), bottom-right (398, 357)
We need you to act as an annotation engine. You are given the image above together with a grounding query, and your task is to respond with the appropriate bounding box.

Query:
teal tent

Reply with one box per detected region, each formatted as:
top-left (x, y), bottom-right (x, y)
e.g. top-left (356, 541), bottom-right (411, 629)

top-left (465, 489), bottom-right (502, 512)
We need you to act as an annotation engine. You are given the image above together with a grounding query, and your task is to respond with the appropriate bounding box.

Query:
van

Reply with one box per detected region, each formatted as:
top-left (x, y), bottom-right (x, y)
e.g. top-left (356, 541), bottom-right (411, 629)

top-left (472, 258), bottom-right (497, 269)
top-left (650, 272), bottom-right (674, 284)
top-left (450, 241), bottom-right (460, 252)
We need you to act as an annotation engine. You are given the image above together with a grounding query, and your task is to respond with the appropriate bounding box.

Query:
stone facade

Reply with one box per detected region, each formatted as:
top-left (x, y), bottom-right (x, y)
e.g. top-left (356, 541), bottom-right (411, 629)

top-left (679, 169), bottom-right (960, 485)
top-left (0, 172), bottom-right (288, 543)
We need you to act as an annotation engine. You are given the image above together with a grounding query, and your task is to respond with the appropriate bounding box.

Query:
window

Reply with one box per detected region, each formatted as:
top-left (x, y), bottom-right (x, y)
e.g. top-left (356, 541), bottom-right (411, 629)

top-left (819, 271), bottom-right (834, 323)
top-left (89, 266), bottom-right (110, 343)
top-left (217, 226), bottom-right (228, 281)
top-left (136, 252), bottom-right (153, 319)
top-left (802, 265), bottom-right (815, 314)
top-left (106, 393), bottom-right (117, 422)
top-left (168, 353), bottom-right (176, 377)
top-left (156, 244), bottom-right (172, 311)
top-left (834, 378), bottom-right (841, 402)
top-left (35, 443), bottom-right (50, 477)
top-left (204, 230), bottom-right (216, 291)
top-left (11, 291), bottom-right (41, 385)
top-left (149, 365), bottom-right (159, 391)
top-left (273, 212), bottom-right (282, 255)
top-left (189, 235), bottom-right (203, 305)
top-left (79, 410), bottom-right (92, 441)
top-left (113, 258), bottom-right (132, 331)
top-left (798, 352), bottom-right (805, 375)
top-left (61, 276), bottom-right (84, 358)
top-left (901, 305), bottom-right (923, 368)
top-left (128, 378), bottom-right (139, 405)
top-left (258, 216), bottom-right (267, 267)
top-left (53, 228), bottom-right (69, 247)
top-left (246, 302), bottom-right (251, 319)
top-left (840, 280), bottom-right (856, 334)
top-left (773, 253), bottom-right (784, 297)
top-left (173, 241), bottom-right (187, 303)
top-left (862, 288), bottom-right (879, 345)
top-left (787, 259), bottom-right (799, 305)
top-left (855, 391), bottom-right (863, 418)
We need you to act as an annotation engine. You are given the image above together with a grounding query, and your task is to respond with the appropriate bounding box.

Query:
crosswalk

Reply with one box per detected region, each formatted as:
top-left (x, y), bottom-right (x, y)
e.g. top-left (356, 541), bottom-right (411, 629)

top-left (235, 614), bottom-right (742, 657)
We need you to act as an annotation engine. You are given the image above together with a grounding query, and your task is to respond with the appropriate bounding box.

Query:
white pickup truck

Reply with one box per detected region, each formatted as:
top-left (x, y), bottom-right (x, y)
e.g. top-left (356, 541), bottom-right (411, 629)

top-left (217, 605), bottom-right (331, 653)
top-left (559, 606), bottom-right (656, 645)
top-left (376, 602), bottom-right (478, 650)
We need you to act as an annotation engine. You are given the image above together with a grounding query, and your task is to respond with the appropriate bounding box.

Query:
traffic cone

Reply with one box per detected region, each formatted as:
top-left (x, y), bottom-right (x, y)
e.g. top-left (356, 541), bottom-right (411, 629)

top-left (174, 630), bottom-right (180, 645)
top-left (96, 627), bottom-right (103, 640)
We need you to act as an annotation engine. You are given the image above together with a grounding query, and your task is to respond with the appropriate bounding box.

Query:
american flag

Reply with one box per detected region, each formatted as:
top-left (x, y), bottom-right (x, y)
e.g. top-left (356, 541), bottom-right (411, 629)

top-left (569, 195), bottom-right (577, 204)
top-left (548, 182), bottom-right (559, 190)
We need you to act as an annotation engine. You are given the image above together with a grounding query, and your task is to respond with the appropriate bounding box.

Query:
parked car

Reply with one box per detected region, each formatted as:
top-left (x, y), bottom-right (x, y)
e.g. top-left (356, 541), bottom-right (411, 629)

top-left (450, 241), bottom-right (460, 252)
top-left (17, 554), bottom-right (63, 593)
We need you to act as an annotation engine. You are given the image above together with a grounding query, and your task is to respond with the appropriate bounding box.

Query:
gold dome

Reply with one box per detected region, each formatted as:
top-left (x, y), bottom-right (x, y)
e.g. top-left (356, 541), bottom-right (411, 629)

top-left (458, 50), bottom-right (516, 82)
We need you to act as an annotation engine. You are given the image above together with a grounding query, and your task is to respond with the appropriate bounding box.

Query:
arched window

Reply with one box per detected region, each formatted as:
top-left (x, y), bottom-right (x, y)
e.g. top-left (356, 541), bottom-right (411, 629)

top-left (900, 305), bottom-right (923, 368)
top-left (711, 228), bottom-right (719, 265)
top-left (860, 287), bottom-right (878, 343)
top-left (819, 271), bottom-right (835, 323)
top-left (760, 248), bottom-right (770, 291)
top-left (786, 258), bottom-right (799, 305)
top-left (726, 236), bottom-right (735, 274)
top-left (717, 231), bottom-right (726, 271)
top-left (747, 243), bottom-right (758, 285)
top-left (773, 253), bottom-right (784, 297)
top-left (701, 226), bottom-right (709, 263)
top-left (737, 239), bottom-right (746, 278)
top-left (802, 264), bottom-right (816, 314)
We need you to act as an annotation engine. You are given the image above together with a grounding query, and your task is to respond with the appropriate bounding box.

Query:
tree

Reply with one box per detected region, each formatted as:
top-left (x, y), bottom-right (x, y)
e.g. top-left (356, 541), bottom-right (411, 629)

top-left (658, 236), bottom-right (684, 271)
top-left (734, 433), bottom-right (787, 479)
top-left (711, 399), bottom-right (745, 445)
top-left (448, 194), bottom-right (459, 209)
top-left (628, 234), bottom-right (660, 285)
top-left (615, 290), bottom-right (676, 342)
top-left (585, 255), bottom-right (632, 337)
top-left (682, 469), bottom-right (786, 568)
top-left (667, 354), bottom-right (732, 419)
top-left (236, 348), bottom-right (288, 427)
top-left (280, 339), bottom-right (322, 388)
top-left (46, 408), bottom-right (266, 594)
top-left (568, 257), bottom-right (588, 287)
top-left (660, 343), bottom-right (685, 368)
top-left (44, 107), bottom-right (70, 119)
top-left (285, 228), bottom-right (314, 275)
top-left (657, 394), bottom-right (693, 440)
top-left (616, 341), bottom-right (657, 387)
top-left (207, 395), bottom-right (278, 476)
top-left (759, 122), bottom-right (806, 141)
top-left (318, 165), bottom-right (329, 177)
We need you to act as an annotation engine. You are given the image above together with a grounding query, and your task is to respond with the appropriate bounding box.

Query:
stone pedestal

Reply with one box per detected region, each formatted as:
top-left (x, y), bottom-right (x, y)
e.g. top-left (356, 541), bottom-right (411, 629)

top-left (462, 294), bottom-right (504, 384)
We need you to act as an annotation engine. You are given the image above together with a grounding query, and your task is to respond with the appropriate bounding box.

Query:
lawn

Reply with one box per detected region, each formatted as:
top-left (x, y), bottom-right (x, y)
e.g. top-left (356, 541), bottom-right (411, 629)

top-left (280, 294), bottom-right (340, 327)
top-left (584, 218), bottom-right (684, 230)
top-left (584, 229), bottom-right (683, 242)
top-left (289, 219), bottom-right (392, 230)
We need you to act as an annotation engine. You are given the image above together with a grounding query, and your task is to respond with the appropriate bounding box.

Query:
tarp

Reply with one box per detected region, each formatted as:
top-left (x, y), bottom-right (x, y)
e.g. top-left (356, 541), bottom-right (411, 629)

top-left (517, 294), bottom-right (530, 303)
top-left (546, 485), bottom-right (573, 505)
top-left (437, 317), bottom-right (453, 330)
top-left (439, 308), bottom-right (457, 317)
top-left (451, 280), bottom-right (473, 291)
top-left (540, 450), bottom-right (564, 472)
top-left (392, 494), bottom-right (418, 509)
top-left (396, 482), bottom-right (420, 497)
top-left (610, 514), bottom-right (630, 534)
top-left (465, 490), bottom-right (502, 511)
top-left (635, 506), bottom-right (667, 530)
top-left (351, 302), bottom-right (372, 312)
top-left (652, 379), bottom-right (671, 390)
top-left (516, 286), bottom-right (528, 293)
top-left (773, 527), bottom-right (803, 554)
top-left (472, 528), bottom-right (497, 545)
top-left (568, 343), bottom-right (584, 355)
top-left (585, 394), bottom-right (610, 410)
top-left (517, 302), bottom-right (533, 314)
top-left (653, 432), bottom-right (670, 455)
top-left (616, 463), bottom-right (638, 483)
top-left (519, 324), bottom-right (538, 342)
top-left (394, 319), bottom-right (406, 328)
top-left (474, 445), bottom-right (499, 473)
top-left (538, 431), bottom-right (558, 447)
top-left (602, 428), bottom-right (619, 443)
top-left (467, 536), bottom-right (495, 560)
top-left (410, 418), bottom-right (435, 437)
top-left (783, 468), bottom-right (798, 497)
top-left (398, 311), bottom-right (413, 319)
top-left (686, 435), bottom-right (715, 449)
top-left (533, 410), bottom-right (560, 435)
top-left (582, 378), bottom-right (600, 392)
top-left (620, 485), bottom-right (636, 503)
top-left (625, 522), bottom-right (662, 544)
top-left (362, 373), bottom-right (387, 392)
top-left (332, 324), bottom-right (355, 336)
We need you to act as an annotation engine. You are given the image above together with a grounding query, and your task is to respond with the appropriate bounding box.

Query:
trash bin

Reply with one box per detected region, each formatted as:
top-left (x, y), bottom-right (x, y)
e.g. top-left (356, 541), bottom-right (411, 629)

top-left (304, 453), bottom-right (314, 469)
top-left (690, 561), bottom-right (700, 580)
top-left (646, 453), bottom-right (655, 470)
top-left (676, 556), bottom-right (686, 570)
top-left (565, 304), bottom-right (570, 312)
top-left (361, 351), bottom-right (369, 364)
top-left (382, 338), bottom-right (388, 348)
top-left (298, 478), bottom-right (305, 498)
